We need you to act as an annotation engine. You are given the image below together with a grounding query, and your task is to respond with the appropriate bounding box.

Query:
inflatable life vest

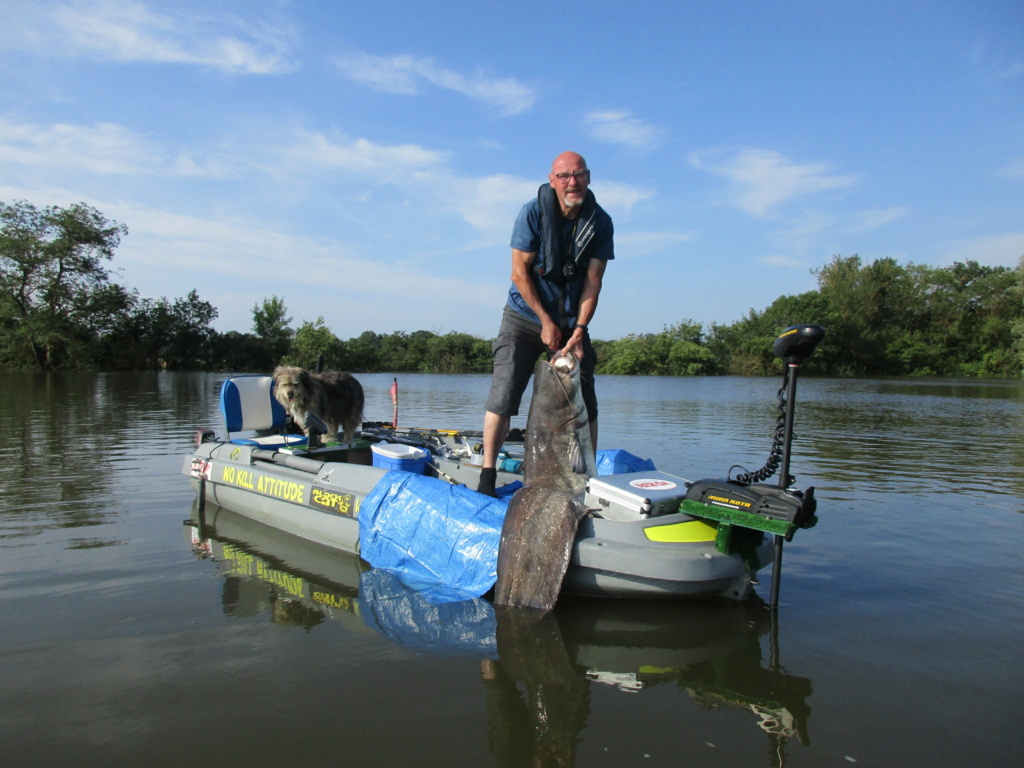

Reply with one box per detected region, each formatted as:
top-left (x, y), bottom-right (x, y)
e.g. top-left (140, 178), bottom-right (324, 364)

top-left (535, 183), bottom-right (599, 286)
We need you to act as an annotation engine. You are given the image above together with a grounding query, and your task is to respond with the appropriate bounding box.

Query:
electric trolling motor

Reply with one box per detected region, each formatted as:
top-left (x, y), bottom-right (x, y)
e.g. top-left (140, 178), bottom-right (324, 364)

top-left (681, 323), bottom-right (826, 608)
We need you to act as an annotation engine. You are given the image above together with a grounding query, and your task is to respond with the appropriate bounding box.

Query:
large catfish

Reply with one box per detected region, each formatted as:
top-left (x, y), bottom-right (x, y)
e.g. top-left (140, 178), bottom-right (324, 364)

top-left (494, 351), bottom-right (596, 610)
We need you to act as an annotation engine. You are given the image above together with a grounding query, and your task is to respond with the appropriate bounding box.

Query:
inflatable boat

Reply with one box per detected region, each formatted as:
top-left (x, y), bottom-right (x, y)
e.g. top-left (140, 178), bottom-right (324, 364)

top-left (183, 325), bottom-right (824, 606)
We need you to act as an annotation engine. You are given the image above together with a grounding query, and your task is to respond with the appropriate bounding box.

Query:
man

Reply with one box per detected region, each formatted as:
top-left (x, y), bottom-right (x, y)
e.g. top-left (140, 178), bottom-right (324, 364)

top-left (477, 151), bottom-right (614, 497)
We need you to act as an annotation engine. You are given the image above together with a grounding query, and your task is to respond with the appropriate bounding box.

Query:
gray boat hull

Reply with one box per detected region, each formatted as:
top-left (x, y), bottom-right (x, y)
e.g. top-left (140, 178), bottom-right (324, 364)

top-left (185, 439), bottom-right (772, 600)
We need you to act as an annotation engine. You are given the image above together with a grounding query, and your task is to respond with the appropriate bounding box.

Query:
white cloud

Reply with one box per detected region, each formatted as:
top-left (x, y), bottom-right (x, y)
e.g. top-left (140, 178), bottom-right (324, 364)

top-left (280, 133), bottom-right (652, 239)
top-left (996, 157), bottom-right (1024, 180)
top-left (449, 173), bottom-right (536, 239)
top-left (101, 201), bottom-right (504, 330)
top-left (585, 110), bottom-right (662, 149)
top-left (0, 177), bottom-right (510, 334)
top-left (2, 0), bottom-right (294, 74)
top-left (0, 118), bottom-right (239, 179)
top-left (0, 117), bottom-right (452, 185)
top-left (334, 53), bottom-right (536, 116)
top-left (997, 61), bottom-right (1024, 79)
top-left (689, 148), bottom-right (858, 217)
top-left (335, 53), bottom-right (420, 94)
top-left (760, 254), bottom-right (808, 269)
top-left (845, 206), bottom-right (910, 232)
top-left (940, 232), bottom-right (1024, 268)
top-left (590, 180), bottom-right (654, 214)
top-left (287, 131), bottom-right (450, 181)
top-left (613, 230), bottom-right (693, 259)
top-left (0, 119), bottom-right (158, 175)
top-left (758, 211), bottom-right (836, 261)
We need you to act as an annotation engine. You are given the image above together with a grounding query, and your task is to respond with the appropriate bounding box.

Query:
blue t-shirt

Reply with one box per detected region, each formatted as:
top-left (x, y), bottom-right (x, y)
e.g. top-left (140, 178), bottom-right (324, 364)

top-left (506, 197), bottom-right (614, 324)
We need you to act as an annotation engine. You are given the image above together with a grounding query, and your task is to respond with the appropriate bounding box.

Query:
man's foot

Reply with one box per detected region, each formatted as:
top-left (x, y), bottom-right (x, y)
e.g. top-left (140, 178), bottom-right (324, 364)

top-left (476, 468), bottom-right (497, 497)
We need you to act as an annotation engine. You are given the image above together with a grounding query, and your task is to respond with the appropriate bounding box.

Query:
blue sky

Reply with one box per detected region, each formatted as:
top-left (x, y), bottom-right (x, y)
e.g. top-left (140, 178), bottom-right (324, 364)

top-left (2, 0), bottom-right (1022, 340)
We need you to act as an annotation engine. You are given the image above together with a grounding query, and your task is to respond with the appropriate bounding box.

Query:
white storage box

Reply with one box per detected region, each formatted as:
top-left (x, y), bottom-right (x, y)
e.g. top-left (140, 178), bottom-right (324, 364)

top-left (584, 471), bottom-right (692, 521)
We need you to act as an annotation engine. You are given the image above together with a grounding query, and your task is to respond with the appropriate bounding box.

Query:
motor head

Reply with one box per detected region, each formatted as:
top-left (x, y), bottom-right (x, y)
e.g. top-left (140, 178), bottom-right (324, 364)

top-left (773, 324), bottom-right (826, 365)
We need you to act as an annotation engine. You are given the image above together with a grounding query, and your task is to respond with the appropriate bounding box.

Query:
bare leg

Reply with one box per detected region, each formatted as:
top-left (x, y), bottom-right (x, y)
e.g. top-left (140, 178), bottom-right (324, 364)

top-left (483, 410), bottom-right (510, 469)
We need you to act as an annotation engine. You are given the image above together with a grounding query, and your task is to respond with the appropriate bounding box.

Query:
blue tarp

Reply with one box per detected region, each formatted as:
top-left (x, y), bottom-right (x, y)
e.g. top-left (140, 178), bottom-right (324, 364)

top-left (596, 448), bottom-right (656, 475)
top-left (357, 453), bottom-right (651, 602)
top-left (359, 568), bottom-right (497, 657)
top-left (359, 471), bottom-right (509, 602)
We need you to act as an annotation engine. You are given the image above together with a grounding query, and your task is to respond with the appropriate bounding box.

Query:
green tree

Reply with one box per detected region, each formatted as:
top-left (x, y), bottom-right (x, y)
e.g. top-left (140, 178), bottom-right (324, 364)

top-left (346, 330), bottom-right (382, 371)
top-left (664, 320), bottom-right (720, 375)
top-left (211, 331), bottom-right (268, 372)
top-left (148, 290), bottom-right (219, 369)
top-left (94, 289), bottom-right (157, 369)
top-left (710, 291), bottom-right (835, 375)
top-left (810, 255), bottom-right (1022, 376)
top-left (0, 200), bottom-right (128, 368)
top-left (811, 255), bottom-right (891, 374)
top-left (930, 260), bottom-right (1021, 376)
top-left (1011, 256), bottom-right (1024, 375)
top-left (424, 332), bottom-right (493, 373)
top-left (599, 320), bottom-right (718, 375)
top-left (284, 317), bottom-right (346, 370)
top-left (252, 295), bottom-right (293, 366)
top-left (376, 330), bottom-right (435, 372)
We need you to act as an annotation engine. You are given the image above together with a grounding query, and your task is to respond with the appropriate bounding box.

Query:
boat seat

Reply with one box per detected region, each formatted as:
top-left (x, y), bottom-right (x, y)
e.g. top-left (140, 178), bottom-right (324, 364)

top-left (220, 375), bottom-right (307, 449)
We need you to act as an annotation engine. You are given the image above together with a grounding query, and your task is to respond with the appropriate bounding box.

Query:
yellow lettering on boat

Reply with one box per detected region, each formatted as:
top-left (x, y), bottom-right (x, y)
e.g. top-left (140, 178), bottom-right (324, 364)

top-left (221, 465), bottom-right (255, 489)
top-left (252, 474), bottom-right (306, 502)
top-left (219, 545), bottom-right (307, 597)
top-left (707, 494), bottom-right (752, 509)
top-left (309, 487), bottom-right (358, 517)
top-left (222, 465), bottom-right (306, 497)
top-left (313, 591), bottom-right (359, 613)
top-left (222, 543), bottom-right (256, 575)
top-left (256, 561), bottom-right (305, 598)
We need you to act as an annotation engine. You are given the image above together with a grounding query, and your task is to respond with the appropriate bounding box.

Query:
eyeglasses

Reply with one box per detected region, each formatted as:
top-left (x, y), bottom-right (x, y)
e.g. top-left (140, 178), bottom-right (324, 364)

top-left (553, 170), bottom-right (590, 184)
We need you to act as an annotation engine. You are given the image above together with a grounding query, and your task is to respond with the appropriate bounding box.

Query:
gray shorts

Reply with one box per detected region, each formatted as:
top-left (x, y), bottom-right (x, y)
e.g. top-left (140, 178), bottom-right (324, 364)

top-left (484, 306), bottom-right (598, 421)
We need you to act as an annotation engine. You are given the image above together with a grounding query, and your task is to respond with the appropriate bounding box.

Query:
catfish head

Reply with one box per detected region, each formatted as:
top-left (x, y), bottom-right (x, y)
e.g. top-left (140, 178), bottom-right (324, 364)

top-left (523, 351), bottom-right (594, 492)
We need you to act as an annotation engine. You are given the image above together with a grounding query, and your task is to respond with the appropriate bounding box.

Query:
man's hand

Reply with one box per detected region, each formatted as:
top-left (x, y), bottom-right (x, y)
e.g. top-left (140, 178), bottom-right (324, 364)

top-left (541, 318), bottom-right (562, 350)
top-left (560, 327), bottom-right (586, 360)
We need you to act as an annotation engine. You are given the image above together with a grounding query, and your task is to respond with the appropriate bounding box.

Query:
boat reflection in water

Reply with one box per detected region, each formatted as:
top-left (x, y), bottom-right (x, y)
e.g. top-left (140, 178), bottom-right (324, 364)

top-left (189, 500), bottom-right (812, 766)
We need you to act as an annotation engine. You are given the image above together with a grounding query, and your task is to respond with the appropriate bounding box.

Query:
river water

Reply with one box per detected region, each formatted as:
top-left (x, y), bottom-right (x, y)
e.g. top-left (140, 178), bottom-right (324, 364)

top-left (1, 370), bottom-right (1021, 767)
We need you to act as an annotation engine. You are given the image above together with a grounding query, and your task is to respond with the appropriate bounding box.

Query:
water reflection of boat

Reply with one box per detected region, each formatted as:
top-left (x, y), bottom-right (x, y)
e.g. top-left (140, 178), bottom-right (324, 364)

top-left (189, 500), bottom-right (373, 635)
top-left (491, 599), bottom-right (811, 766)
top-left (189, 501), bottom-right (812, 765)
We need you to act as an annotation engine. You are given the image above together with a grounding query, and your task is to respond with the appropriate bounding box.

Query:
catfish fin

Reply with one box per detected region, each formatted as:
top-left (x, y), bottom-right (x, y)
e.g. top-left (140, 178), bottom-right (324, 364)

top-left (568, 435), bottom-right (586, 474)
top-left (494, 489), bottom-right (588, 611)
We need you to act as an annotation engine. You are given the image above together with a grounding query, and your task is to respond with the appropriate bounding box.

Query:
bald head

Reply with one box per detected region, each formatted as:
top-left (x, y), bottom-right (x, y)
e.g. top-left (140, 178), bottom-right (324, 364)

top-left (548, 152), bottom-right (591, 216)
top-left (551, 151), bottom-right (587, 174)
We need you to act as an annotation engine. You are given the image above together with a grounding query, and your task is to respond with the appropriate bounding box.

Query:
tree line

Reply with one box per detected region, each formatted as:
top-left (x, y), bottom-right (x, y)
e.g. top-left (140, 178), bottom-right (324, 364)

top-left (3, 200), bottom-right (1023, 377)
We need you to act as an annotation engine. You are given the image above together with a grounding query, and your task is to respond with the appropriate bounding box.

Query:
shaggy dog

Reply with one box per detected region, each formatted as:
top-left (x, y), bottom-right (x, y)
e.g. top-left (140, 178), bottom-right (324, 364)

top-left (272, 366), bottom-right (364, 445)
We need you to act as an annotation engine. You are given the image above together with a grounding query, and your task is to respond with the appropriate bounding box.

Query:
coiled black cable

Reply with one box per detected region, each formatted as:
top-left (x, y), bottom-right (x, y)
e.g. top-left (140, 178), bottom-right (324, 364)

top-left (729, 367), bottom-right (792, 486)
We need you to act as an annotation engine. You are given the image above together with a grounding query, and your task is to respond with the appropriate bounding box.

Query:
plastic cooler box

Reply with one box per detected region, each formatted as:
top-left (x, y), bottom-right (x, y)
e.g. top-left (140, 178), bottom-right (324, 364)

top-left (584, 471), bottom-right (692, 521)
top-left (370, 443), bottom-right (429, 474)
